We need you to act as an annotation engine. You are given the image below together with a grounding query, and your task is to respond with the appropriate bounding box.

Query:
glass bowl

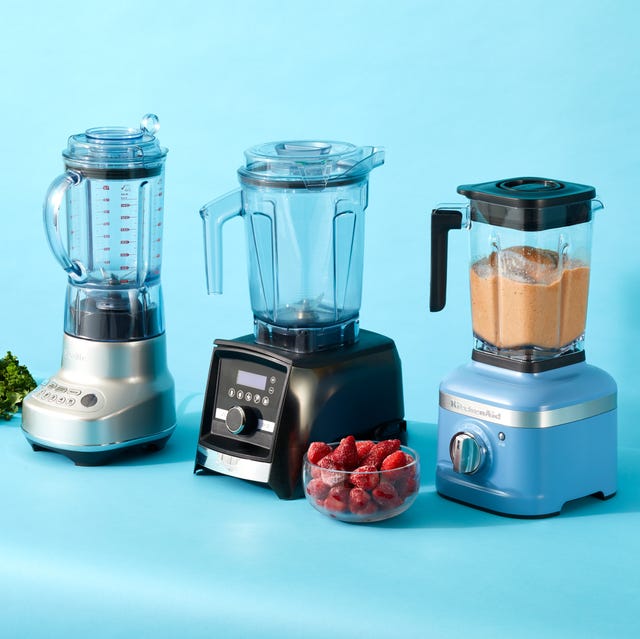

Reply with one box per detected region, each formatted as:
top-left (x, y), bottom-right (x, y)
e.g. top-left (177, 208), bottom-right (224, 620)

top-left (302, 441), bottom-right (420, 523)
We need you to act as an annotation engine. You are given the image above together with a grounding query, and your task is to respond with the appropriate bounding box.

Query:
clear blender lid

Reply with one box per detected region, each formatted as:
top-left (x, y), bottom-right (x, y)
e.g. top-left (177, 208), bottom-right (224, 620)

top-left (62, 114), bottom-right (167, 171)
top-left (238, 140), bottom-right (384, 188)
top-left (458, 177), bottom-right (597, 231)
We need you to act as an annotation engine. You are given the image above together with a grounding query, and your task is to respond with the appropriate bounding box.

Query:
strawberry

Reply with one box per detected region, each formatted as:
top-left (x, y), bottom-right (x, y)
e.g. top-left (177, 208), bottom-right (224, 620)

top-left (348, 487), bottom-right (371, 512)
top-left (305, 478), bottom-right (330, 500)
top-left (362, 439), bottom-right (401, 469)
top-left (381, 450), bottom-right (411, 482)
top-left (372, 480), bottom-right (403, 509)
top-left (329, 435), bottom-right (358, 470)
top-left (395, 475), bottom-right (418, 499)
top-left (317, 455), bottom-right (347, 486)
top-left (355, 440), bottom-right (375, 464)
top-left (307, 441), bottom-right (333, 465)
top-left (324, 485), bottom-right (350, 512)
top-left (349, 464), bottom-right (379, 490)
top-left (353, 500), bottom-right (379, 516)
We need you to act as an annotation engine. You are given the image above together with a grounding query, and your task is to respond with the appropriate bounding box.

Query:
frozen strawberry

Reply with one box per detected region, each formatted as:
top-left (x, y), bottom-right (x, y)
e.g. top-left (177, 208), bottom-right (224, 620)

top-left (317, 455), bottom-right (347, 486)
top-left (349, 464), bottom-right (379, 490)
top-left (395, 475), bottom-right (418, 499)
top-left (362, 439), bottom-right (401, 469)
top-left (348, 487), bottom-right (371, 512)
top-left (324, 485), bottom-right (349, 512)
top-left (372, 480), bottom-right (403, 509)
top-left (305, 477), bottom-right (330, 500)
top-left (307, 441), bottom-right (333, 465)
top-left (381, 450), bottom-right (411, 482)
top-left (355, 440), bottom-right (375, 464)
top-left (352, 500), bottom-right (379, 516)
top-left (329, 435), bottom-right (358, 470)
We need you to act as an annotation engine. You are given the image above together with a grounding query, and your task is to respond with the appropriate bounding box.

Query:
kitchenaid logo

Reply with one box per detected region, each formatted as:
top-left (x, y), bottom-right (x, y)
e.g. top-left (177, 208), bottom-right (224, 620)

top-left (447, 397), bottom-right (502, 421)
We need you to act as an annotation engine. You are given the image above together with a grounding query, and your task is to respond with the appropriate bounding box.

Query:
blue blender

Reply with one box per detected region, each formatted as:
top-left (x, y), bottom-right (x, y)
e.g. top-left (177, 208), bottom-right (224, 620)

top-left (430, 177), bottom-right (617, 517)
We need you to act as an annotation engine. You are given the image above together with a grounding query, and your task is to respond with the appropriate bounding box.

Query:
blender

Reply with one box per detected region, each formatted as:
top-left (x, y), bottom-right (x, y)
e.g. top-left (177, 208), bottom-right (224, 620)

top-left (21, 115), bottom-right (176, 465)
top-left (430, 177), bottom-right (617, 517)
top-left (195, 140), bottom-right (405, 499)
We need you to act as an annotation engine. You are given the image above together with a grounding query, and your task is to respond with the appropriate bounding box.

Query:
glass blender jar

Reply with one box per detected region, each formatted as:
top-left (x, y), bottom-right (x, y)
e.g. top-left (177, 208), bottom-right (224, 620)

top-left (429, 177), bottom-right (617, 516)
top-left (21, 115), bottom-right (176, 465)
top-left (195, 140), bottom-right (405, 498)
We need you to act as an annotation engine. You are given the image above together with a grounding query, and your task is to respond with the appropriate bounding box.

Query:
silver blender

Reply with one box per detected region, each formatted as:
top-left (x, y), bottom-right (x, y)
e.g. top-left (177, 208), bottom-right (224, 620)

top-left (195, 141), bottom-right (405, 498)
top-left (22, 115), bottom-right (176, 464)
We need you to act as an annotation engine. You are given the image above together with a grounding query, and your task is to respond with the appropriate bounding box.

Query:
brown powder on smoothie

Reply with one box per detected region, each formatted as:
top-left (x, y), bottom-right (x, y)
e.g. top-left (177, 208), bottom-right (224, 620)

top-left (470, 246), bottom-right (590, 350)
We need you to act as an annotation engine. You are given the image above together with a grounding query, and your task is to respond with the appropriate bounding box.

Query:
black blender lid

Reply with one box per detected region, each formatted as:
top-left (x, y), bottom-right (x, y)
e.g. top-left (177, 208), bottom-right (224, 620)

top-left (458, 177), bottom-right (597, 231)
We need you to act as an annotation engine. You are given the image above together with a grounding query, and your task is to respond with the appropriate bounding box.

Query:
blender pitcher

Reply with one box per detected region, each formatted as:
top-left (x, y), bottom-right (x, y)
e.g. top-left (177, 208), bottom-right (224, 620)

top-left (200, 140), bottom-right (384, 352)
top-left (44, 114), bottom-right (167, 341)
top-left (21, 115), bottom-right (176, 465)
top-left (431, 177), bottom-right (602, 367)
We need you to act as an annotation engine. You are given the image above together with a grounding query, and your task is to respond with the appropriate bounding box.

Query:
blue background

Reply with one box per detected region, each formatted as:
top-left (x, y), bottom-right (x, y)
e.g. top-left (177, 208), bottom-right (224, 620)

top-left (1, 1), bottom-right (639, 637)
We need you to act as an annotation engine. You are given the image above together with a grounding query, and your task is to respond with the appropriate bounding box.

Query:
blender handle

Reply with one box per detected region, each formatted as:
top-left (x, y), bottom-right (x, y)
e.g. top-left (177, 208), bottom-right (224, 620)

top-left (43, 170), bottom-right (85, 280)
top-left (200, 189), bottom-right (243, 295)
top-left (430, 207), bottom-right (463, 312)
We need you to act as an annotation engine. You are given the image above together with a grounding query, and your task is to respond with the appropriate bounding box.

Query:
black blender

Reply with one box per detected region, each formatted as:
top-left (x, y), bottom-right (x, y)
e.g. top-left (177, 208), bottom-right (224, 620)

top-left (430, 177), bottom-right (617, 517)
top-left (195, 141), bottom-right (405, 498)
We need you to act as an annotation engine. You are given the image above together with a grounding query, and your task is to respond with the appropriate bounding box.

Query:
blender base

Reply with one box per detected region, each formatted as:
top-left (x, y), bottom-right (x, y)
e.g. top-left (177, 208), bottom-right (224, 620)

top-left (21, 333), bottom-right (176, 465)
top-left (195, 329), bottom-right (406, 499)
top-left (435, 359), bottom-right (617, 518)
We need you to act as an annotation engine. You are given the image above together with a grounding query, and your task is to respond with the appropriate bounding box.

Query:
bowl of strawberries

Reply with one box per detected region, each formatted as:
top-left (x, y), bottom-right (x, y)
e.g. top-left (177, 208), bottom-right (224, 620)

top-left (302, 436), bottom-right (420, 523)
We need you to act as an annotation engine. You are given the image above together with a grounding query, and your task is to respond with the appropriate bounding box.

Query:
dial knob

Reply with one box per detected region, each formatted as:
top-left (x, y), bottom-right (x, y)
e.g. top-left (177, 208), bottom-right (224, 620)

top-left (450, 432), bottom-right (483, 474)
top-left (225, 406), bottom-right (256, 435)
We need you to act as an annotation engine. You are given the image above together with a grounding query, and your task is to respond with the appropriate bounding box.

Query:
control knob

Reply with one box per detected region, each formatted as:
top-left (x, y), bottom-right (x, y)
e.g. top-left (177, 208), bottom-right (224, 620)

top-left (225, 405), bottom-right (256, 435)
top-left (450, 432), bottom-right (483, 474)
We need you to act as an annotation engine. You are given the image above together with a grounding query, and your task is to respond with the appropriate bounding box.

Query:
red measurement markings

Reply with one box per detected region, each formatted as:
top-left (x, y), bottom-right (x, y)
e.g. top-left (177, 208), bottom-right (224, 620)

top-left (104, 260), bottom-right (111, 265)
top-left (120, 227), bottom-right (130, 232)
top-left (103, 234), bottom-right (111, 239)
top-left (121, 203), bottom-right (131, 208)
top-left (120, 240), bottom-right (130, 244)
top-left (120, 266), bottom-right (130, 270)
top-left (155, 253), bottom-right (161, 258)
top-left (102, 209), bottom-right (110, 214)
top-left (120, 215), bottom-right (131, 220)
top-left (120, 253), bottom-right (131, 257)
top-left (102, 247), bottom-right (110, 251)
top-left (102, 185), bottom-right (110, 190)
top-left (156, 222), bottom-right (162, 227)
top-left (102, 198), bottom-right (110, 202)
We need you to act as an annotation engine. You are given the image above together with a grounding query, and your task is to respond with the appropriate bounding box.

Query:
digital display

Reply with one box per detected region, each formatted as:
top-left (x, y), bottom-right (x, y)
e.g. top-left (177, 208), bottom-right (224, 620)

top-left (236, 369), bottom-right (267, 390)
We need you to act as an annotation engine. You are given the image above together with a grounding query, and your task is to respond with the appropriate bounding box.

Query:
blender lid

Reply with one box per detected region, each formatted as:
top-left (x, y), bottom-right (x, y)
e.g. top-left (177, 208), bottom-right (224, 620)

top-left (62, 114), bottom-right (167, 170)
top-left (237, 140), bottom-right (384, 188)
top-left (458, 177), bottom-right (597, 231)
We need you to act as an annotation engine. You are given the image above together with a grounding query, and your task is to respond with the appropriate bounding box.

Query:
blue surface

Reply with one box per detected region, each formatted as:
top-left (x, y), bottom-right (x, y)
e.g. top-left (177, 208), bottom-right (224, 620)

top-left (2, 1), bottom-right (640, 637)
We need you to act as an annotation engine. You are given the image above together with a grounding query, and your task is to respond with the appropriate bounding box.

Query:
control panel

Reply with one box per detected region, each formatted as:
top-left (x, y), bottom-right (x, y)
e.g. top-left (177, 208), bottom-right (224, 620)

top-left (31, 379), bottom-right (105, 413)
top-left (208, 350), bottom-right (289, 458)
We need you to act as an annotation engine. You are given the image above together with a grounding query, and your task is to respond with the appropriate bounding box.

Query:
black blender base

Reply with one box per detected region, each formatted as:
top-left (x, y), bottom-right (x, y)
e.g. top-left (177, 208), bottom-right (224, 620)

top-left (29, 435), bottom-right (171, 466)
top-left (437, 490), bottom-right (616, 519)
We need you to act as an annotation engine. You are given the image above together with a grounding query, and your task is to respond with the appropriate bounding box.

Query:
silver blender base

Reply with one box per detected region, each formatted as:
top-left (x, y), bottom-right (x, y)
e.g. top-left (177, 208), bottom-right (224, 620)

top-left (21, 333), bottom-right (176, 465)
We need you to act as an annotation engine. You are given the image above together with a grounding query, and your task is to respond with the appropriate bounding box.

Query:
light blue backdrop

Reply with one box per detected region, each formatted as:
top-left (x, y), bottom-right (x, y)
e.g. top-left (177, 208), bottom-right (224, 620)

top-left (1, 0), bottom-right (638, 445)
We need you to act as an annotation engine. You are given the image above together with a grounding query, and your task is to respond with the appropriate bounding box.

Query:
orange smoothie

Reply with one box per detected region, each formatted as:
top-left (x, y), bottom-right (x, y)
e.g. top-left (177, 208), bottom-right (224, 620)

top-left (470, 246), bottom-right (590, 350)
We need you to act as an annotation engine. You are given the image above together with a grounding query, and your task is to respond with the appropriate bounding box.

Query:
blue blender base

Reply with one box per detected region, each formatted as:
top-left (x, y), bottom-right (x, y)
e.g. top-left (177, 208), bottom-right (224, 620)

top-left (436, 360), bottom-right (617, 518)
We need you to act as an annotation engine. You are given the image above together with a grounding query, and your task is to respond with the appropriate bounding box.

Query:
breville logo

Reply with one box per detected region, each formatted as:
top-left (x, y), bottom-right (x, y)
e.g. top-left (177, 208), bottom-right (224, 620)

top-left (63, 349), bottom-right (86, 362)
top-left (448, 398), bottom-right (502, 421)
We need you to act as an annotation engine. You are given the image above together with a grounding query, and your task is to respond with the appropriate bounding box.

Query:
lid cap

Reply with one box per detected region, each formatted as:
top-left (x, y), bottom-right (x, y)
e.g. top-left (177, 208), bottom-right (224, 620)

top-left (458, 177), bottom-right (597, 231)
